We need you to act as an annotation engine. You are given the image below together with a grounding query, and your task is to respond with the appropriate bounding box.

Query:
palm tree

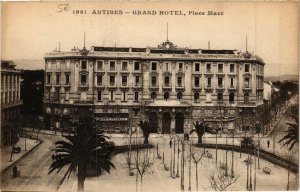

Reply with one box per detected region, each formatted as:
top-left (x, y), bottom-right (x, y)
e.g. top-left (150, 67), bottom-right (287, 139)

top-left (48, 119), bottom-right (115, 192)
top-left (279, 104), bottom-right (299, 151)
top-left (279, 122), bottom-right (299, 151)
top-left (138, 120), bottom-right (151, 144)
top-left (190, 120), bottom-right (206, 144)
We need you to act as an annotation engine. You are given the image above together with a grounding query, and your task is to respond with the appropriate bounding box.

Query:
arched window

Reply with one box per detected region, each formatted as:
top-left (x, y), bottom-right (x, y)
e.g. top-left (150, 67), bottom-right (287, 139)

top-left (177, 92), bottom-right (183, 100)
top-left (164, 92), bottom-right (169, 100)
top-left (194, 92), bottom-right (200, 101)
top-left (244, 93), bottom-right (249, 103)
top-left (217, 92), bottom-right (223, 102)
top-left (229, 92), bottom-right (234, 103)
top-left (151, 92), bottom-right (157, 100)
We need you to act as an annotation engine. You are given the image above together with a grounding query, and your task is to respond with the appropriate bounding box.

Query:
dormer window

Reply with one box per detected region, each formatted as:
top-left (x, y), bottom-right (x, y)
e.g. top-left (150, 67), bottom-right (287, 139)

top-left (122, 61), bottom-right (128, 71)
top-left (97, 61), bottom-right (103, 70)
top-left (81, 61), bottom-right (87, 70)
top-left (134, 62), bottom-right (140, 71)
top-left (179, 63), bottom-right (183, 71)
top-left (206, 63), bottom-right (211, 72)
top-left (110, 61), bottom-right (116, 71)
top-left (218, 64), bottom-right (223, 73)
top-left (195, 63), bottom-right (200, 72)
top-left (152, 62), bottom-right (157, 71)
top-left (245, 64), bottom-right (250, 73)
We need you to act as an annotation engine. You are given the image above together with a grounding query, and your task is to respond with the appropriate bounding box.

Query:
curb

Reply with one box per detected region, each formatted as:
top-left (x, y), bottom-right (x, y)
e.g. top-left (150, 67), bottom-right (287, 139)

top-left (1, 139), bottom-right (43, 173)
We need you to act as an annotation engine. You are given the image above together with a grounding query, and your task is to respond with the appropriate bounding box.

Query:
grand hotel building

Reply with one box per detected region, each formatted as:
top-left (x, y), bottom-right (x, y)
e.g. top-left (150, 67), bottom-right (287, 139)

top-left (44, 40), bottom-right (265, 134)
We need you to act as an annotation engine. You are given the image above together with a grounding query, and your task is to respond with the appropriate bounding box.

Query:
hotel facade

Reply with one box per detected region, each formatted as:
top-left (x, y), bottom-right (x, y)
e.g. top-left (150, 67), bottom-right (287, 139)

top-left (43, 40), bottom-right (265, 134)
top-left (1, 61), bottom-right (22, 147)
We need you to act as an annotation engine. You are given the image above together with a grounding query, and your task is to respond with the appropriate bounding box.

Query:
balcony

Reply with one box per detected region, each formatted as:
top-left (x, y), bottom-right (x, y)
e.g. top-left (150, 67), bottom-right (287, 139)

top-left (228, 86), bottom-right (237, 91)
top-left (192, 85), bottom-right (201, 91)
top-left (216, 85), bottom-right (225, 91)
top-left (163, 83), bottom-right (171, 88)
top-left (238, 102), bottom-right (257, 107)
top-left (243, 86), bottom-right (252, 91)
top-left (2, 100), bottom-right (23, 110)
top-left (175, 84), bottom-right (185, 91)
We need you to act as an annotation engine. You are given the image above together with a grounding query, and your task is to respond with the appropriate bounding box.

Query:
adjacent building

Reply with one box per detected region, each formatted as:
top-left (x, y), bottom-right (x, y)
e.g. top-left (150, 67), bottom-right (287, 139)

top-left (1, 60), bottom-right (22, 147)
top-left (44, 39), bottom-right (265, 134)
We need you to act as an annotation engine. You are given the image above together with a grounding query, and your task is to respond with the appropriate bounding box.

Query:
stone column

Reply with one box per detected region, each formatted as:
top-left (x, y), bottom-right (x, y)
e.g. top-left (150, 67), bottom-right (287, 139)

top-left (7, 75), bottom-right (11, 103)
top-left (158, 112), bottom-right (162, 133)
top-left (171, 112), bottom-right (176, 134)
top-left (14, 75), bottom-right (17, 102)
top-left (3, 74), bottom-right (6, 104)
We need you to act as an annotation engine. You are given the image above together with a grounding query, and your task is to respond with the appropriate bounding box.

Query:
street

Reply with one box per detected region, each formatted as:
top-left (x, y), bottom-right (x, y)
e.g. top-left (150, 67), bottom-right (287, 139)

top-left (1, 133), bottom-right (67, 192)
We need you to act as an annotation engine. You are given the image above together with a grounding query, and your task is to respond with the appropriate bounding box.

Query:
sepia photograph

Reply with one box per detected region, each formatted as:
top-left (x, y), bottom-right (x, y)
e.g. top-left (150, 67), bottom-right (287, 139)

top-left (1, 1), bottom-right (299, 192)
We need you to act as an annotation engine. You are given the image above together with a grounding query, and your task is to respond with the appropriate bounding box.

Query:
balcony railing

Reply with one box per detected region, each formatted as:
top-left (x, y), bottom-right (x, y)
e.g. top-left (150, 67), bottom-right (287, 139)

top-left (2, 100), bottom-right (23, 109)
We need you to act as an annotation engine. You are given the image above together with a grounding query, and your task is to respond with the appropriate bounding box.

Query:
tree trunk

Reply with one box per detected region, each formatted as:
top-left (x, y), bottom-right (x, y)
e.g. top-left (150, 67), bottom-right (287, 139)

top-left (78, 164), bottom-right (86, 192)
top-left (195, 163), bottom-right (198, 191)
top-left (144, 137), bottom-right (148, 145)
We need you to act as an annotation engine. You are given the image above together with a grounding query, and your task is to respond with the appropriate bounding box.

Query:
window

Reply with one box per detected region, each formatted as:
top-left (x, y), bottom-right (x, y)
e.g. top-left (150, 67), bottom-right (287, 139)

top-left (134, 92), bottom-right (139, 102)
top-left (166, 63), bottom-right (169, 71)
top-left (164, 92), bottom-right (169, 100)
top-left (151, 76), bottom-right (156, 86)
top-left (110, 91), bottom-right (114, 101)
top-left (97, 76), bottom-right (102, 86)
top-left (195, 63), bottom-right (200, 72)
top-left (134, 62), bottom-right (140, 70)
top-left (245, 64), bottom-right (250, 73)
top-left (122, 91), bottom-right (126, 101)
top-left (207, 77), bottom-right (211, 87)
top-left (81, 61), bottom-right (87, 70)
top-left (177, 77), bottom-right (182, 87)
top-left (194, 77), bottom-right (200, 87)
top-left (122, 76), bottom-right (127, 86)
top-left (122, 61), bottom-right (128, 70)
top-left (56, 90), bottom-right (60, 101)
top-left (81, 75), bottom-right (87, 85)
top-left (65, 74), bottom-right (70, 85)
top-left (56, 75), bottom-right (60, 85)
top-left (244, 93), bottom-right (249, 103)
top-left (229, 93), bottom-right (234, 103)
top-left (194, 92), bottom-right (200, 101)
top-left (109, 76), bottom-right (115, 86)
top-left (164, 76), bottom-right (170, 87)
top-left (206, 63), bottom-right (211, 72)
top-left (230, 64), bottom-right (235, 72)
top-left (152, 62), bottom-right (157, 71)
top-left (97, 61), bottom-right (103, 70)
top-left (179, 63), bottom-right (183, 71)
top-left (218, 64), bottom-right (223, 73)
top-left (244, 78), bottom-right (250, 88)
top-left (151, 92), bottom-right (157, 100)
top-left (135, 76), bottom-right (140, 86)
top-left (230, 78), bottom-right (234, 87)
top-left (110, 61), bottom-right (115, 71)
top-left (177, 92), bottom-right (183, 100)
top-left (217, 93), bottom-right (223, 102)
top-left (218, 78), bottom-right (223, 87)
top-left (47, 74), bottom-right (51, 84)
top-left (97, 91), bottom-right (102, 101)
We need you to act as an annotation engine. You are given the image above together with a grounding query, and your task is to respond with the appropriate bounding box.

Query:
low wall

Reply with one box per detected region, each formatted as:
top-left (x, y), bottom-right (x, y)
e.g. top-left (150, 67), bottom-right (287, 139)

top-left (195, 143), bottom-right (298, 174)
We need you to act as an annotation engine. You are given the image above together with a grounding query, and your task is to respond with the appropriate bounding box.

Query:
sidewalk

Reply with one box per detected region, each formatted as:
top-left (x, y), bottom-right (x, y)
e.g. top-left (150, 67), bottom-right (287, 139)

top-left (1, 137), bottom-right (41, 172)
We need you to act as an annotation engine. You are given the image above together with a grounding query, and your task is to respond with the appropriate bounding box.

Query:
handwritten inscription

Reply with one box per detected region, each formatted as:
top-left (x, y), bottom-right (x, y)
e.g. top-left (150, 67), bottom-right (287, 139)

top-left (57, 4), bottom-right (70, 13)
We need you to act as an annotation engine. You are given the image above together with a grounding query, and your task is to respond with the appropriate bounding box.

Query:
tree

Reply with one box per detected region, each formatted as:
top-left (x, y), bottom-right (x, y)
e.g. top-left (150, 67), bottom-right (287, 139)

top-left (190, 120), bottom-right (207, 144)
top-left (48, 118), bottom-right (115, 192)
top-left (205, 162), bottom-right (239, 191)
top-left (133, 147), bottom-right (154, 192)
top-left (191, 151), bottom-right (204, 191)
top-left (138, 121), bottom-right (151, 144)
top-left (279, 105), bottom-right (299, 151)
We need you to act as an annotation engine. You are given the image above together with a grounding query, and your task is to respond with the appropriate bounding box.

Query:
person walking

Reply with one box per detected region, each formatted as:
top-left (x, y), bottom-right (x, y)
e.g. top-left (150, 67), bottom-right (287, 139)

top-left (267, 140), bottom-right (270, 148)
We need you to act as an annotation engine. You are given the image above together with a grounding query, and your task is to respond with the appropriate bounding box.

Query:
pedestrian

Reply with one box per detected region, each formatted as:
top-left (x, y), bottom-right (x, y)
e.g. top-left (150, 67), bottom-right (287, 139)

top-left (267, 140), bottom-right (270, 148)
top-left (13, 165), bottom-right (18, 178)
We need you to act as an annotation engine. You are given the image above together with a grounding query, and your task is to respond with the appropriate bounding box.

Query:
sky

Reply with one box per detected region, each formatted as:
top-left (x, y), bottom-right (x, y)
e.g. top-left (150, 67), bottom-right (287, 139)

top-left (1, 1), bottom-right (298, 76)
